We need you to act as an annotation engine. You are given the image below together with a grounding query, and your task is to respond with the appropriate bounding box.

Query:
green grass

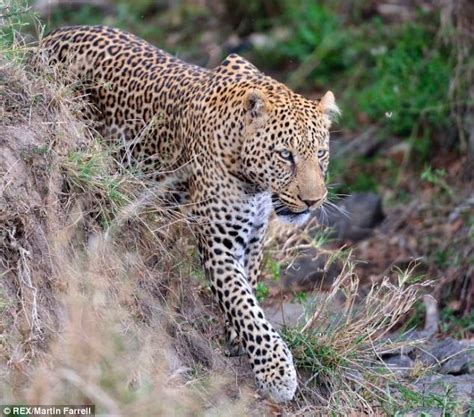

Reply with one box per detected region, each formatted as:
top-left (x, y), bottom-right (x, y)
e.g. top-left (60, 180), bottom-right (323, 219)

top-left (0, 0), bottom-right (37, 56)
top-left (255, 282), bottom-right (269, 302)
top-left (439, 308), bottom-right (474, 338)
top-left (64, 144), bottom-right (135, 226)
top-left (282, 327), bottom-right (349, 373)
top-left (265, 258), bottom-right (281, 281)
top-left (275, 258), bottom-right (431, 414)
top-left (48, 4), bottom-right (104, 27)
top-left (356, 22), bottom-right (454, 138)
top-left (392, 383), bottom-right (463, 416)
top-left (242, 0), bottom-right (466, 197)
top-left (400, 300), bottom-right (426, 333)
top-left (420, 165), bottom-right (454, 197)
top-left (293, 291), bottom-right (308, 304)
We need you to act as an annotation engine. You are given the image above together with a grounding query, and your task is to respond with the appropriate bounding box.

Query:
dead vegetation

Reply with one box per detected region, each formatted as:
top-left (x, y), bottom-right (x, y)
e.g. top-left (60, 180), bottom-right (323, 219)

top-left (262, 221), bottom-right (436, 415)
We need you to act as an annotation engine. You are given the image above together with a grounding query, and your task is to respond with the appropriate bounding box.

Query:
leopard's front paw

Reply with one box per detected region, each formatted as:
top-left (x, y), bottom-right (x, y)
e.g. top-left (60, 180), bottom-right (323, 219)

top-left (252, 335), bottom-right (297, 403)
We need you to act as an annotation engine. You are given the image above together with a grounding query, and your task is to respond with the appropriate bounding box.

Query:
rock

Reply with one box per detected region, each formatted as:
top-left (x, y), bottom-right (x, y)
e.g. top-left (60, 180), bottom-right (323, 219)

top-left (383, 354), bottom-right (415, 378)
top-left (312, 192), bottom-right (385, 242)
top-left (382, 296), bottom-right (440, 358)
top-left (380, 331), bottom-right (427, 358)
top-left (247, 28), bottom-right (291, 51)
top-left (400, 373), bottom-right (474, 416)
top-left (375, 1), bottom-right (438, 23)
top-left (402, 408), bottom-right (442, 417)
top-left (413, 374), bottom-right (474, 413)
top-left (265, 303), bottom-right (305, 329)
top-left (415, 338), bottom-right (474, 375)
top-left (265, 294), bottom-right (346, 331)
top-left (281, 248), bottom-right (342, 291)
top-left (440, 350), bottom-right (473, 376)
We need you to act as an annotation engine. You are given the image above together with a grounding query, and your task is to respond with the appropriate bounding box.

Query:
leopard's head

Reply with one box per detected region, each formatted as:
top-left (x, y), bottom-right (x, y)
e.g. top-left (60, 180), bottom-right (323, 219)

top-left (239, 87), bottom-right (339, 224)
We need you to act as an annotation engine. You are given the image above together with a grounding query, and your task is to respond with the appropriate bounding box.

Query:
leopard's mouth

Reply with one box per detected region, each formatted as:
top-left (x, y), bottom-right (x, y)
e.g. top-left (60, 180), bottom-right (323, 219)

top-left (272, 194), bottom-right (311, 224)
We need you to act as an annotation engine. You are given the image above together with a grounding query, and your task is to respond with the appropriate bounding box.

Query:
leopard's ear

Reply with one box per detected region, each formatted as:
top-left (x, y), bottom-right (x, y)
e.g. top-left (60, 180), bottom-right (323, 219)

top-left (318, 91), bottom-right (340, 123)
top-left (244, 89), bottom-right (271, 130)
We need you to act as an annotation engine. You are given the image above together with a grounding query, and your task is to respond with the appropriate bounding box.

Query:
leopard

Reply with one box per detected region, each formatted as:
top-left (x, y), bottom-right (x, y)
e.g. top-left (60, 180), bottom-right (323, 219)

top-left (40, 25), bottom-right (339, 403)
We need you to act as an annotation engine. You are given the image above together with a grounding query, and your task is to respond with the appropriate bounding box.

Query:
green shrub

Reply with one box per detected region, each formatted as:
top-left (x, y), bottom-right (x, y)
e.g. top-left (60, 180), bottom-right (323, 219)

top-left (358, 22), bottom-right (454, 137)
top-left (254, 1), bottom-right (457, 157)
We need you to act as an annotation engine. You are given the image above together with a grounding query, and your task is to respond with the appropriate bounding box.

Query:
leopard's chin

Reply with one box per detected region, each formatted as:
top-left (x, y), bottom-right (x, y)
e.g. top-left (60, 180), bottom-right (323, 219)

top-left (276, 209), bottom-right (311, 225)
top-left (272, 195), bottom-right (311, 225)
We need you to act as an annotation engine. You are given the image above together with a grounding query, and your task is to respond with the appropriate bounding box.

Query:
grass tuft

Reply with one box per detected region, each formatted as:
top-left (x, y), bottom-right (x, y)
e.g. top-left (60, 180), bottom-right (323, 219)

top-left (283, 259), bottom-right (432, 414)
top-left (266, 219), bottom-right (434, 414)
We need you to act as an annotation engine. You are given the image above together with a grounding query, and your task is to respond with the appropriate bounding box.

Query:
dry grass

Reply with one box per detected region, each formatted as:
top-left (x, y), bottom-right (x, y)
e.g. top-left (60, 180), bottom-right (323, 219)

top-left (265, 221), bottom-right (432, 415)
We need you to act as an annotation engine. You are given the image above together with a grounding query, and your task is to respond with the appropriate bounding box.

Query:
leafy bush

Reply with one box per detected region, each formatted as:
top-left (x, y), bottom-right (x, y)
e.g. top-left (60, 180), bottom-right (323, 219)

top-left (358, 22), bottom-right (454, 137)
top-left (254, 1), bottom-right (457, 155)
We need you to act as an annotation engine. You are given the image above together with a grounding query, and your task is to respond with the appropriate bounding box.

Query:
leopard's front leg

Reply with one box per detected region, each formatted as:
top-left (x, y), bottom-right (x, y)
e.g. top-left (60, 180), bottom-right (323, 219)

top-left (197, 225), bottom-right (297, 403)
top-left (224, 220), bottom-right (268, 356)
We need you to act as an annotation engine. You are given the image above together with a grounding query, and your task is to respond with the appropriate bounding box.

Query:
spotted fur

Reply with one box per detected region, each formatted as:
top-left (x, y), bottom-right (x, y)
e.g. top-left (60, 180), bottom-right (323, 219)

top-left (40, 25), bottom-right (338, 402)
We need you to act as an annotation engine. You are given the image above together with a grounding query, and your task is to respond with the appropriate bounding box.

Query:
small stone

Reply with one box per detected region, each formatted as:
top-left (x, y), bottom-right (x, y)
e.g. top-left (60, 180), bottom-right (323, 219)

top-left (416, 338), bottom-right (474, 375)
top-left (281, 248), bottom-right (342, 291)
top-left (414, 374), bottom-right (474, 412)
top-left (265, 303), bottom-right (305, 329)
top-left (383, 354), bottom-right (414, 378)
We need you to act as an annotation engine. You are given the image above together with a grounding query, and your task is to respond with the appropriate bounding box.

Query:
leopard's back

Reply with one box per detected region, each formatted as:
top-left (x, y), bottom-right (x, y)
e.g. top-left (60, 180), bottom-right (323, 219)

top-left (41, 25), bottom-right (209, 171)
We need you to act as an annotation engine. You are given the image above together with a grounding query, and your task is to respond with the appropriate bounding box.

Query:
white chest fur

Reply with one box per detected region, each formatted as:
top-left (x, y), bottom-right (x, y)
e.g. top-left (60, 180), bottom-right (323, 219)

top-left (232, 192), bottom-right (272, 265)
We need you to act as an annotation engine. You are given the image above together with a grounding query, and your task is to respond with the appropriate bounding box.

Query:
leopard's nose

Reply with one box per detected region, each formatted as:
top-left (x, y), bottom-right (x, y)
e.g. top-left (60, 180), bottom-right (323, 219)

top-left (303, 198), bottom-right (322, 209)
top-left (301, 191), bottom-right (328, 209)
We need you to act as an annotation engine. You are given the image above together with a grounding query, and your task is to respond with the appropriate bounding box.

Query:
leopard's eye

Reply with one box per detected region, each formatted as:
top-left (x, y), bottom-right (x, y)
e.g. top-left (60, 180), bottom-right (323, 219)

top-left (278, 149), bottom-right (293, 162)
top-left (317, 149), bottom-right (328, 158)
